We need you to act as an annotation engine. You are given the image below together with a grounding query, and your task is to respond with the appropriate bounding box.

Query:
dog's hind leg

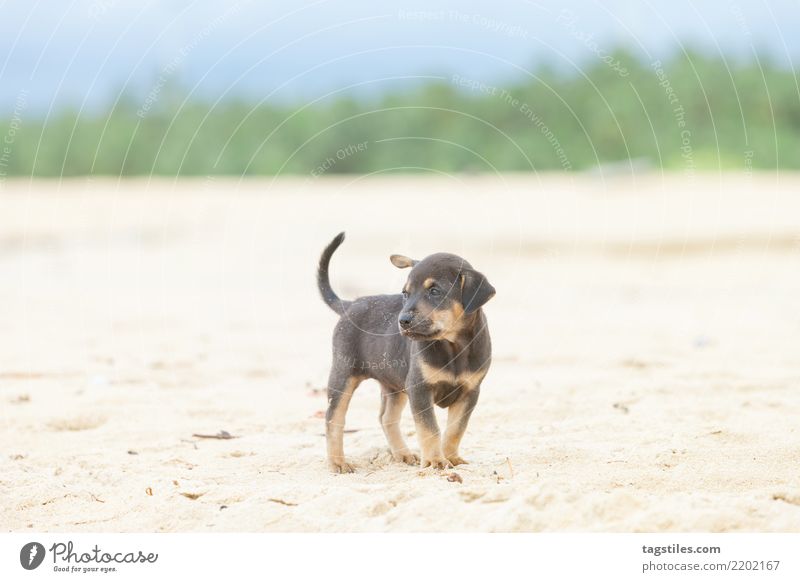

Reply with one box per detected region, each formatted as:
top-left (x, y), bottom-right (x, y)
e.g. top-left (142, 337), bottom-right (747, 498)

top-left (379, 388), bottom-right (419, 465)
top-left (326, 372), bottom-right (362, 473)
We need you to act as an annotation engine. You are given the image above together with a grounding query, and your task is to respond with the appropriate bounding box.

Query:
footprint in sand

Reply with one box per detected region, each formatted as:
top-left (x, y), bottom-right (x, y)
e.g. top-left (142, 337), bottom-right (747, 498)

top-left (772, 491), bottom-right (800, 506)
top-left (47, 415), bottom-right (107, 432)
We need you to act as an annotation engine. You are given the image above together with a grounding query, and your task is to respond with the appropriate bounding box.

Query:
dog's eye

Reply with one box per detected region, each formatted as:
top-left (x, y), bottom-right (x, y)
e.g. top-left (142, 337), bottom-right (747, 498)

top-left (428, 287), bottom-right (441, 297)
top-left (401, 291), bottom-right (409, 300)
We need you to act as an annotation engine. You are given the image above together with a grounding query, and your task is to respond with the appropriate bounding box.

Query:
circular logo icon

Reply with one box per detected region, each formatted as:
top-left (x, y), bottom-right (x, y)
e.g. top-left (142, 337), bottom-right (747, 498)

top-left (20, 542), bottom-right (46, 570)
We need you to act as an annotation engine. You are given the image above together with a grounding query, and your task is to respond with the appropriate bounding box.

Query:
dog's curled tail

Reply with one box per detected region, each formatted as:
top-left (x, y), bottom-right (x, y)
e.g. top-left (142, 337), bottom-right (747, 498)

top-left (317, 232), bottom-right (351, 315)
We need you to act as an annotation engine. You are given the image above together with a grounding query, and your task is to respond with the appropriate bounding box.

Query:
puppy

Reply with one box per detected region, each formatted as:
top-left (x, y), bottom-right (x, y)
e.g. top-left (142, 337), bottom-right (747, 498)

top-left (317, 232), bottom-right (495, 473)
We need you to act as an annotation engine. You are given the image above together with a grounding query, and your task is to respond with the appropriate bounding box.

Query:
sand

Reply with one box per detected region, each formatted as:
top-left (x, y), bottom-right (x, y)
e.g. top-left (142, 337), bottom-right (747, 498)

top-left (1, 173), bottom-right (800, 532)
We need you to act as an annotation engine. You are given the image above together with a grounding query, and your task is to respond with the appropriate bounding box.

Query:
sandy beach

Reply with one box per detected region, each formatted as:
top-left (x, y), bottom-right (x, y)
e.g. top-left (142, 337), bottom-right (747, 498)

top-left (2, 173), bottom-right (800, 532)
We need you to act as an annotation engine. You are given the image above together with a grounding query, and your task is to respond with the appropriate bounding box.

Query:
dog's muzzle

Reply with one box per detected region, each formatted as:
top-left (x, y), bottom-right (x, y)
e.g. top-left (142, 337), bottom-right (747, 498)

top-left (398, 312), bottom-right (414, 330)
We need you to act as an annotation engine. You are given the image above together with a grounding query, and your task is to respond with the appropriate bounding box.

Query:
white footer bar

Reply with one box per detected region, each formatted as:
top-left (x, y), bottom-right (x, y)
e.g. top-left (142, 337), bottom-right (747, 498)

top-left (2, 533), bottom-right (797, 581)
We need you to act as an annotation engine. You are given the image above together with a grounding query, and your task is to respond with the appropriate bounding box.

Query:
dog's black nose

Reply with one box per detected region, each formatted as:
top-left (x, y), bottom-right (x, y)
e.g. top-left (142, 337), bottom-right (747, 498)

top-left (398, 313), bottom-right (414, 328)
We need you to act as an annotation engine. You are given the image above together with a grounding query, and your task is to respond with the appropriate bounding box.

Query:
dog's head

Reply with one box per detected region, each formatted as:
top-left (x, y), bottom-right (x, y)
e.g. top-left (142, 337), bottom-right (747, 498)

top-left (390, 252), bottom-right (495, 341)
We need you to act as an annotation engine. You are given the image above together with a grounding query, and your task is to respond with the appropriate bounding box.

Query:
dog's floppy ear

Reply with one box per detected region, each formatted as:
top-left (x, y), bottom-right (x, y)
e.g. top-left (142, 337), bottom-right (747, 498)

top-left (390, 254), bottom-right (418, 269)
top-left (460, 269), bottom-right (496, 313)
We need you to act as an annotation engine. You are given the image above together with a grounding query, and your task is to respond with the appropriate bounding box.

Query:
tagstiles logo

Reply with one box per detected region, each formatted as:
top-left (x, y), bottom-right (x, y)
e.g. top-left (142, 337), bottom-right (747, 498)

top-left (20, 542), bottom-right (46, 570)
top-left (19, 541), bottom-right (158, 574)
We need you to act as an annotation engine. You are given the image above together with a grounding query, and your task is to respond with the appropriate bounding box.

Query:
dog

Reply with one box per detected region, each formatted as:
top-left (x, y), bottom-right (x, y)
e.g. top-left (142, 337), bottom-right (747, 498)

top-left (317, 232), bottom-right (495, 473)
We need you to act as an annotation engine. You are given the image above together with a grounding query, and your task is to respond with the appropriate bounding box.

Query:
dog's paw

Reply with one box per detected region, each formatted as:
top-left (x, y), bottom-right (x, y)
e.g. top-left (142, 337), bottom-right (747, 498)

top-left (420, 456), bottom-right (453, 470)
top-left (329, 459), bottom-right (355, 474)
top-left (392, 450), bottom-right (420, 465)
top-left (446, 454), bottom-right (469, 466)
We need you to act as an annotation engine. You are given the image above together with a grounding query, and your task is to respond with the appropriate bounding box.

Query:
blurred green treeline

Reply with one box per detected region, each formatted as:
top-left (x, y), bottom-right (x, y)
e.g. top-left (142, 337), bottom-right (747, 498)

top-left (2, 48), bottom-right (798, 177)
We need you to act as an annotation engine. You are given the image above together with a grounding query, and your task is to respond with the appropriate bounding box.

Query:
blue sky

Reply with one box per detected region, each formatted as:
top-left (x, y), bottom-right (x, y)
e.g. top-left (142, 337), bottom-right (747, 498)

top-left (1, 0), bottom-right (798, 113)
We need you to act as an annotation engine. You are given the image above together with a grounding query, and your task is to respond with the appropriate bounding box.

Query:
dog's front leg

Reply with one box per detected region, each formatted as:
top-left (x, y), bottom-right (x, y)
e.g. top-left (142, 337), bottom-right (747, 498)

top-left (443, 388), bottom-right (479, 466)
top-left (408, 385), bottom-right (452, 469)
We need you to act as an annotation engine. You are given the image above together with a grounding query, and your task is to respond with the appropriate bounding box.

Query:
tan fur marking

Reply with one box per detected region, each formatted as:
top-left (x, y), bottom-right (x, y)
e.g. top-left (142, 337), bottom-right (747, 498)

top-left (390, 254), bottom-right (415, 269)
top-left (428, 300), bottom-right (468, 342)
top-left (456, 366), bottom-right (488, 391)
top-left (418, 361), bottom-right (487, 391)
top-left (418, 360), bottom-right (456, 385)
top-left (380, 391), bottom-right (412, 456)
top-left (326, 377), bottom-right (361, 467)
top-left (423, 278), bottom-right (436, 289)
top-left (438, 302), bottom-right (465, 342)
top-left (415, 421), bottom-right (447, 466)
top-left (443, 397), bottom-right (471, 460)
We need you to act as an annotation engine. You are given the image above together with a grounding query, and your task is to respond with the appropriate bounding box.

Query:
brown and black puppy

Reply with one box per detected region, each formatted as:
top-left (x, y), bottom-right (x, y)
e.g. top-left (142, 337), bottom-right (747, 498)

top-left (317, 232), bottom-right (495, 473)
